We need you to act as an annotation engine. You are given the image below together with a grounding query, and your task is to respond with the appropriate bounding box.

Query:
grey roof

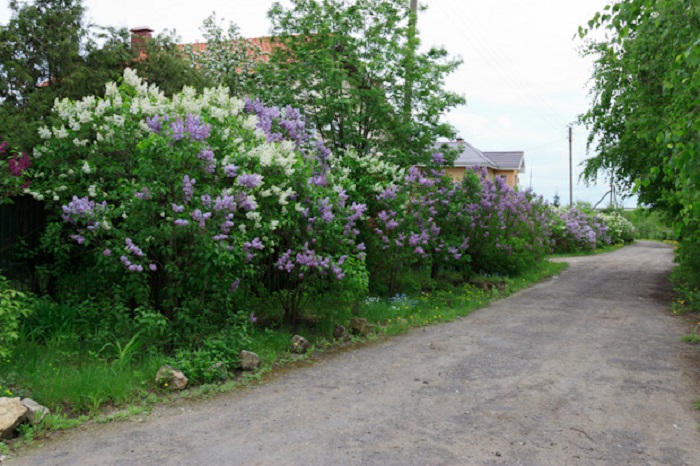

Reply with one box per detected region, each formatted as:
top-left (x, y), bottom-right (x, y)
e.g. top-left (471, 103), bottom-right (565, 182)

top-left (434, 141), bottom-right (496, 169)
top-left (483, 151), bottom-right (526, 173)
top-left (433, 141), bottom-right (525, 172)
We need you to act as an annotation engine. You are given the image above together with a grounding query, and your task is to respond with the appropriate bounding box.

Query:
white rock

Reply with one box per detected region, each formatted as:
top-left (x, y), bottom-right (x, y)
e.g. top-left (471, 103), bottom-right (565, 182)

top-left (21, 398), bottom-right (50, 424)
top-left (0, 397), bottom-right (27, 439)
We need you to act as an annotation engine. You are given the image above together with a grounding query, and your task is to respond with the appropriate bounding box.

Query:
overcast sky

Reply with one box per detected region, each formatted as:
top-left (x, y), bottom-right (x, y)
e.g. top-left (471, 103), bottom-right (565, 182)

top-left (1, 0), bottom-right (628, 207)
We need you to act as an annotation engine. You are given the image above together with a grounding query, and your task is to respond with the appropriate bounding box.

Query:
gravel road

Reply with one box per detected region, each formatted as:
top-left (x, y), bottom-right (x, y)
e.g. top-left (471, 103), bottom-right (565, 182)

top-left (8, 241), bottom-right (700, 465)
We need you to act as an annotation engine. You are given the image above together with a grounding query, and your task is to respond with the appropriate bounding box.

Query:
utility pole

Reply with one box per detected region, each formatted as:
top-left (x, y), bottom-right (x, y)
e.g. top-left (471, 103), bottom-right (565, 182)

top-left (403, 0), bottom-right (419, 123)
top-left (568, 125), bottom-right (573, 206)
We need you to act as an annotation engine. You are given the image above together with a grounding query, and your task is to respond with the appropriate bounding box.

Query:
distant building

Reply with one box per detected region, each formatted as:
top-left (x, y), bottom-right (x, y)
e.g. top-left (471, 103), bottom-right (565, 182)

top-left (435, 139), bottom-right (525, 188)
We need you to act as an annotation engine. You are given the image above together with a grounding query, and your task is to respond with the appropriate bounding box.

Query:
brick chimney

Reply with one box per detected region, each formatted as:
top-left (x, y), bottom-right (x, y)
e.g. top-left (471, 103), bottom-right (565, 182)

top-left (130, 26), bottom-right (154, 51)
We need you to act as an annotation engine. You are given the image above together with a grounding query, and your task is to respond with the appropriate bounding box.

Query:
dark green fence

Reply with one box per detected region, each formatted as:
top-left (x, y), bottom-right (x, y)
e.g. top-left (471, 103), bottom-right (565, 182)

top-left (0, 196), bottom-right (46, 291)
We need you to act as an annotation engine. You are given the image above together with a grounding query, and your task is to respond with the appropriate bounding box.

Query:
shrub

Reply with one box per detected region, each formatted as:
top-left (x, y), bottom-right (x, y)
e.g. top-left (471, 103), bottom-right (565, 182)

top-left (24, 69), bottom-right (367, 331)
top-left (598, 210), bottom-right (636, 244)
top-left (548, 206), bottom-right (610, 253)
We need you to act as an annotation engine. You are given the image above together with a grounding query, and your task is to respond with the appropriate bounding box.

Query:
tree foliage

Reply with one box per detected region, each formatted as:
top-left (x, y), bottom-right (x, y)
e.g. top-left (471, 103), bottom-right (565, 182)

top-left (580, 0), bottom-right (700, 299)
top-left (0, 0), bottom-right (201, 153)
top-left (188, 13), bottom-right (262, 97)
top-left (250, 0), bottom-right (465, 164)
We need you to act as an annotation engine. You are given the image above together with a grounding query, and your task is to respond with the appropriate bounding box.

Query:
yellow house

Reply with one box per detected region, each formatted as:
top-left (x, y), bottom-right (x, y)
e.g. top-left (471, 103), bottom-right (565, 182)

top-left (435, 140), bottom-right (525, 188)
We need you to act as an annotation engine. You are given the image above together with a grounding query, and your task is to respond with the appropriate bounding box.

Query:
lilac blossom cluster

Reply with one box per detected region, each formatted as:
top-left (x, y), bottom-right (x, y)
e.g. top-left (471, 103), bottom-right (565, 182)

top-left (147, 114), bottom-right (216, 173)
top-left (146, 114), bottom-right (211, 141)
top-left (119, 238), bottom-right (157, 273)
top-left (244, 98), bottom-right (308, 147)
top-left (243, 98), bottom-right (333, 187)
top-left (549, 206), bottom-right (610, 253)
top-left (3, 137), bottom-right (32, 190)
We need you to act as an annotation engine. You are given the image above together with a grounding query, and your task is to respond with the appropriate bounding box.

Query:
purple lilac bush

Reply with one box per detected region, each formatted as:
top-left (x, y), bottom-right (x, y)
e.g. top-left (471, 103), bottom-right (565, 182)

top-left (548, 206), bottom-right (611, 253)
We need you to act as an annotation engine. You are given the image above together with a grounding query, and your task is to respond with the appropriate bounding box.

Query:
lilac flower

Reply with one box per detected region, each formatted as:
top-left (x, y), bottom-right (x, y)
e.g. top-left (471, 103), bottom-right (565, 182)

top-left (145, 115), bottom-right (163, 134)
top-left (7, 151), bottom-right (31, 177)
top-left (315, 139), bottom-right (331, 162)
top-left (318, 198), bottom-right (334, 223)
top-left (169, 117), bottom-right (186, 141)
top-left (223, 164), bottom-right (239, 178)
top-left (172, 203), bottom-right (185, 213)
top-left (174, 219), bottom-right (189, 226)
top-left (213, 195), bottom-right (236, 212)
top-left (183, 175), bottom-right (196, 201)
top-left (220, 219), bottom-right (235, 233)
top-left (185, 115), bottom-right (211, 141)
top-left (134, 187), bottom-right (150, 200)
top-left (61, 196), bottom-right (106, 224)
top-left (191, 209), bottom-right (212, 228)
top-left (198, 149), bottom-right (216, 170)
top-left (201, 194), bottom-right (212, 207)
top-left (386, 219), bottom-right (399, 230)
top-left (229, 278), bottom-right (241, 293)
top-left (125, 238), bottom-right (144, 257)
top-left (431, 152), bottom-right (446, 165)
top-left (249, 311), bottom-right (258, 323)
top-left (103, 249), bottom-right (111, 256)
top-left (237, 173), bottom-right (263, 189)
top-left (308, 174), bottom-right (328, 186)
top-left (377, 186), bottom-right (397, 201)
top-left (239, 198), bottom-right (257, 211)
top-left (71, 234), bottom-right (85, 244)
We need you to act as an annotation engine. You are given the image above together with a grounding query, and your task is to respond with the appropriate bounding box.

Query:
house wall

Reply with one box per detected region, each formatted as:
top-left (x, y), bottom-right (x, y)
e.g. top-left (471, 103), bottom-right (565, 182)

top-left (493, 169), bottom-right (518, 188)
top-left (443, 167), bottom-right (519, 188)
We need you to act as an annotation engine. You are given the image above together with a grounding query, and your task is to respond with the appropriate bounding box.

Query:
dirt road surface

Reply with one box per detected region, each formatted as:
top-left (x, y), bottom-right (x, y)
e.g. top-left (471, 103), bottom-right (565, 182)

top-left (8, 241), bottom-right (700, 465)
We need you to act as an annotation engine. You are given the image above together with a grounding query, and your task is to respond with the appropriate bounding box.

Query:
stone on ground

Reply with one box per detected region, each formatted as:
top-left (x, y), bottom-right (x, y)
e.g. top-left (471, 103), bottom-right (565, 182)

top-left (0, 397), bottom-right (27, 439)
top-left (20, 398), bottom-right (50, 425)
top-left (291, 335), bottom-right (311, 353)
top-left (239, 350), bottom-right (261, 371)
top-left (155, 364), bottom-right (189, 390)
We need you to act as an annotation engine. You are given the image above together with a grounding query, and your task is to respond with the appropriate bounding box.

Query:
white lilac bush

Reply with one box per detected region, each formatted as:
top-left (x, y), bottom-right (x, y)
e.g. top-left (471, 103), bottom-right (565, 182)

top-left (25, 69), bottom-right (367, 325)
top-left (598, 211), bottom-right (636, 244)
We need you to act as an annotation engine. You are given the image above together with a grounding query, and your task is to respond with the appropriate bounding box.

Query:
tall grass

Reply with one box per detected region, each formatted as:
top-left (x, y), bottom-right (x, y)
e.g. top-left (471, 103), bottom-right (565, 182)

top-left (1, 260), bottom-right (567, 421)
top-left (2, 335), bottom-right (165, 414)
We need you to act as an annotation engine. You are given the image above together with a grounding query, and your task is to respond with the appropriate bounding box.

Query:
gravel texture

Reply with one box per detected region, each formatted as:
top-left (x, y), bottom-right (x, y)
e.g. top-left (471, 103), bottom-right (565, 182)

top-left (8, 241), bottom-right (700, 465)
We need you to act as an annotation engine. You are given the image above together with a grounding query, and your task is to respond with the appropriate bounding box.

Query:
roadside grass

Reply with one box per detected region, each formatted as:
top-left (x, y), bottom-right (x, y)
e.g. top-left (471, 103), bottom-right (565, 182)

top-left (0, 259), bottom-right (567, 451)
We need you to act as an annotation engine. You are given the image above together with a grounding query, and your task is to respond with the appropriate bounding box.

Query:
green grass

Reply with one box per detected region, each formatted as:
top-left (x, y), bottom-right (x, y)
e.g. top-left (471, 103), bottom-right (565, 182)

top-left (1, 259), bottom-right (567, 448)
top-left (359, 261), bottom-right (567, 335)
top-left (1, 334), bottom-right (165, 415)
